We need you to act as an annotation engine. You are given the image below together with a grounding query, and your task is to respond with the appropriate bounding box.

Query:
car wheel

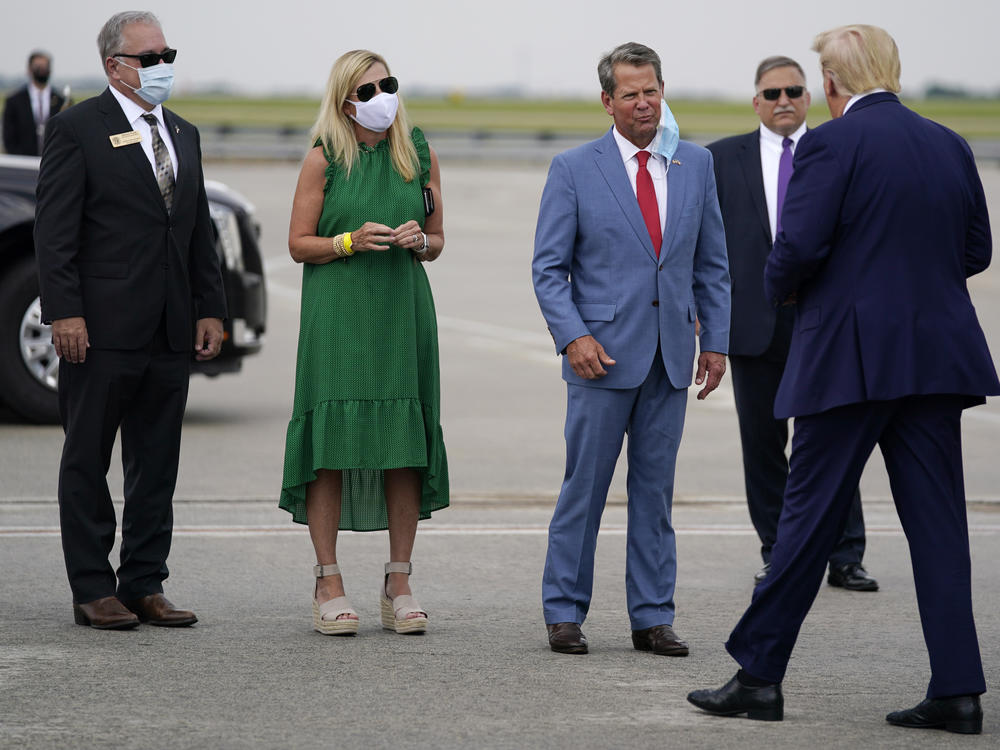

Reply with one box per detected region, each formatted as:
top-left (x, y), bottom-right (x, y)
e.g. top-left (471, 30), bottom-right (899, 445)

top-left (0, 257), bottom-right (60, 423)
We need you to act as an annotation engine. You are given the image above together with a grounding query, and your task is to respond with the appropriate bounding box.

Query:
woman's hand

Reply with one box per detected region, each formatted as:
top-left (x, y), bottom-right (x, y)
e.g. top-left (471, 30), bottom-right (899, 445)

top-left (391, 220), bottom-right (426, 253)
top-left (351, 222), bottom-right (395, 252)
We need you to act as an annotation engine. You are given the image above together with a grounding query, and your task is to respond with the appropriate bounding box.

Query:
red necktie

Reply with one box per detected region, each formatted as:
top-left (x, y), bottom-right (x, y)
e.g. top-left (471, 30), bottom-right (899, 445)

top-left (636, 150), bottom-right (661, 257)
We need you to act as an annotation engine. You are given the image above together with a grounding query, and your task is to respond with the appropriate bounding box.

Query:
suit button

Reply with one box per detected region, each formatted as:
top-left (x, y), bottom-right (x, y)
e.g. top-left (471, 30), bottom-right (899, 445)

top-left (658, 264), bottom-right (664, 271)
top-left (652, 300), bottom-right (659, 307)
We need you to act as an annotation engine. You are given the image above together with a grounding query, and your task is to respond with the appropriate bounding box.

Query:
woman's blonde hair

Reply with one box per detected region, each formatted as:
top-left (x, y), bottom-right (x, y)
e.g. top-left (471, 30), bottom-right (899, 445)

top-left (812, 25), bottom-right (901, 96)
top-left (311, 49), bottom-right (418, 182)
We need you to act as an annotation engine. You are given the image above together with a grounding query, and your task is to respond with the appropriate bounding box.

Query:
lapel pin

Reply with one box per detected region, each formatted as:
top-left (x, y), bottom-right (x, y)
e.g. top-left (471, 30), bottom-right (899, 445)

top-left (174, 125), bottom-right (180, 134)
top-left (672, 159), bottom-right (682, 166)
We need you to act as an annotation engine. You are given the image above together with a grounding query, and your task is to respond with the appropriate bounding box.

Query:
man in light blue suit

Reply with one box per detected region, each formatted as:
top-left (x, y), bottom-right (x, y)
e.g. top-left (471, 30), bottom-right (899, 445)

top-left (532, 42), bottom-right (731, 656)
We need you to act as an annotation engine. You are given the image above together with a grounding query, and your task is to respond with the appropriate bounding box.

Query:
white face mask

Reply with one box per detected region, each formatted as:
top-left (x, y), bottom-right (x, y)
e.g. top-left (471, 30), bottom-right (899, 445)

top-left (348, 92), bottom-right (399, 133)
top-left (117, 59), bottom-right (175, 106)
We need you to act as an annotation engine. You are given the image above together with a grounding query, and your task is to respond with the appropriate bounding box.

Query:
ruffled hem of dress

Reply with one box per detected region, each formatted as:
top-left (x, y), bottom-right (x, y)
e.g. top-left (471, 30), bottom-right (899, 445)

top-left (279, 397), bottom-right (449, 531)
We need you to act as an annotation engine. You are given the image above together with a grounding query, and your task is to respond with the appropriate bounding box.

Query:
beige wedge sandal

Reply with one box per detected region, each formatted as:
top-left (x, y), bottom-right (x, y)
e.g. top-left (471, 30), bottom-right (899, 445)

top-left (312, 563), bottom-right (359, 636)
top-left (380, 562), bottom-right (428, 634)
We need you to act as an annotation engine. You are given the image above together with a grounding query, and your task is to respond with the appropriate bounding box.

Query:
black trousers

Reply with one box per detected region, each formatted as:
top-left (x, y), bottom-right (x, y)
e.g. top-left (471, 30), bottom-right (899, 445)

top-left (729, 312), bottom-right (865, 570)
top-left (57, 322), bottom-right (190, 603)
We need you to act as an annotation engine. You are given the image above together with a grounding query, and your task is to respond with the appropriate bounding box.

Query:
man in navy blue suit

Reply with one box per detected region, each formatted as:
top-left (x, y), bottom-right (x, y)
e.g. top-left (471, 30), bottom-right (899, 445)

top-left (688, 25), bottom-right (998, 733)
top-left (533, 42), bottom-right (730, 656)
top-left (708, 56), bottom-right (875, 591)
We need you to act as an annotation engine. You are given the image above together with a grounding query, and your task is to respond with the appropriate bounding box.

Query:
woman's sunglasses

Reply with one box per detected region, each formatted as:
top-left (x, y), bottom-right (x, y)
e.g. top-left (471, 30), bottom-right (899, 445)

top-left (115, 48), bottom-right (178, 68)
top-left (758, 86), bottom-right (805, 101)
top-left (354, 76), bottom-right (398, 102)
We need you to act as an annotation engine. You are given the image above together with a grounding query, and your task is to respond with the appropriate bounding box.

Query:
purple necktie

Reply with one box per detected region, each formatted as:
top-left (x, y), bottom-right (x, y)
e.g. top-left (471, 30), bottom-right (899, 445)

top-left (775, 136), bottom-right (793, 237)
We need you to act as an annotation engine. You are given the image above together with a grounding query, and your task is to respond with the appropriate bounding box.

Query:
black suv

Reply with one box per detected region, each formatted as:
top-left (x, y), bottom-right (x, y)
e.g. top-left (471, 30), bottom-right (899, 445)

top-left (0, 154), bottom-right (267, 423)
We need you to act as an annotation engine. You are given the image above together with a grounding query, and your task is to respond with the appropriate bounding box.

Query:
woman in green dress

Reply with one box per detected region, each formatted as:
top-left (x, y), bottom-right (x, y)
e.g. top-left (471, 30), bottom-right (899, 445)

top-left (281, 50), bottom-right (448, 636)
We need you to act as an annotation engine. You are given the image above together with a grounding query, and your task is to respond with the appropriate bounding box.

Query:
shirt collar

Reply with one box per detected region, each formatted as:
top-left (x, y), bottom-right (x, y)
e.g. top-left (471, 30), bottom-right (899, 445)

top-left (611, 125), bottom-right (662, 164)
top-left (108, 84), bottom-right (165, 128)
top-left (843, 89), bottom-right (889, 115)
top-left (759, 120), bottom-right (807, 148)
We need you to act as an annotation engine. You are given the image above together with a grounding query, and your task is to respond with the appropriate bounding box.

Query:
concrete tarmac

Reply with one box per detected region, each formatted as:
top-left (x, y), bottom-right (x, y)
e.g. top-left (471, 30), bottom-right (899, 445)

top-left (2, 158), bottom-right (999, 748)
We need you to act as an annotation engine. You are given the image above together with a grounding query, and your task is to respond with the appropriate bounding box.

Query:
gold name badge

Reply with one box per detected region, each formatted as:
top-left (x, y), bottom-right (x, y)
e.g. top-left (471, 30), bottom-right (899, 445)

top-left (109, 130), bottom-right (142, 148)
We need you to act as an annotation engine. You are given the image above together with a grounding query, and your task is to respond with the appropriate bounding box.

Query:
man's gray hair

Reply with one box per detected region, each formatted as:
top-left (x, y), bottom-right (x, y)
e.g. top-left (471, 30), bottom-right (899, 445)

top-left (97, 11), bottom-right (162, 61)
top-left (754, 56), bottom-right (806, 88)
top-left (598, 42), bottom-right (662, 97)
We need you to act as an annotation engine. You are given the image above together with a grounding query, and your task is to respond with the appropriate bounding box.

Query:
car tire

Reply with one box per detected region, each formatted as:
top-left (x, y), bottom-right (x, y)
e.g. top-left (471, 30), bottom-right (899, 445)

top-left (0, 256), bottom-right (60, 423)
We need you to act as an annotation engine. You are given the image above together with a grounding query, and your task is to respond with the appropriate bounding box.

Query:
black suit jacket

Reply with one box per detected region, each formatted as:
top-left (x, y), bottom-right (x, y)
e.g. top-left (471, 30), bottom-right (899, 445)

top-left (34, 88), bottom-right (226, 352)
top-left (3, 85), bottom-right (66, 156)
top-left (707, 130), bottom-right (776, 357)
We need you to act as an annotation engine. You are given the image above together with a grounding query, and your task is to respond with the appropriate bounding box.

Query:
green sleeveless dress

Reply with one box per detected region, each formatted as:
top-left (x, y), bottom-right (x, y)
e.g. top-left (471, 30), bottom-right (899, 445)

top-left (280, 127), bottom-right (449, 531)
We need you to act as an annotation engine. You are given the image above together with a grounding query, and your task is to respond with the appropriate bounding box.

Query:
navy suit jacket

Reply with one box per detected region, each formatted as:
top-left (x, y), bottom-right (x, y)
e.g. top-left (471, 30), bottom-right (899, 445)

top-left (765, 92), bottom-right (998, 418)
top-left (707, 130), bottom-right (777, 356)
top-left (532, 128), bottom-right (730, 390)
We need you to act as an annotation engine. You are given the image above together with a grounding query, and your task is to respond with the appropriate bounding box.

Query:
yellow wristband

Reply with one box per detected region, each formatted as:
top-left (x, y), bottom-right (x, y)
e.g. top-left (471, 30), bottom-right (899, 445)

top-left (343, 232), bottom-right (354, 254)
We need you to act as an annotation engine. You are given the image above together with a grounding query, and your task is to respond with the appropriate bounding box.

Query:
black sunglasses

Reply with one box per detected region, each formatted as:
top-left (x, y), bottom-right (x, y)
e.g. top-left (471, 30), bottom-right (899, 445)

top-left (116, 48), bottom-right (177, 68)
top-left (758, 86), bottom-right (805, 101)
top-left (354, 76), bottom-right (398, 103)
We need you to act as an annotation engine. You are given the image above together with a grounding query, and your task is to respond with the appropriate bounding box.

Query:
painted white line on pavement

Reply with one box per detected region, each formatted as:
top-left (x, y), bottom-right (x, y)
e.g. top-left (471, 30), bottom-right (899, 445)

top-left (3, 524), bottom-right (998, 538)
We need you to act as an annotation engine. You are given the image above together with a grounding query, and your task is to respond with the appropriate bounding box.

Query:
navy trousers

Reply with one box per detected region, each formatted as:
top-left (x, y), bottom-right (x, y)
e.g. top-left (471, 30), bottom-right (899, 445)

top-left (725, 394), bottom-right (984, 698)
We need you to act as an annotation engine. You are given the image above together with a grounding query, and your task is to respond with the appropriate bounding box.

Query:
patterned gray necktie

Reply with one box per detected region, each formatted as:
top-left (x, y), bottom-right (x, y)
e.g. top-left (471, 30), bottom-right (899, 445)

top-left (141, 113), bottom-right (175, 212)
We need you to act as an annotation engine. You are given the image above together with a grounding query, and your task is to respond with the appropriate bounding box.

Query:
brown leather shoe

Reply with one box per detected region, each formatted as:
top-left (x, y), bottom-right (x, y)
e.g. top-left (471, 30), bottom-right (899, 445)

top-left (632, 624), bottom-right (689, 656)
top-left (124, 593), bottom-right (198, 627)
top-left (547, 622), bottom-right (588, 654)
top-left (73, 596), bottom-right (140, 630)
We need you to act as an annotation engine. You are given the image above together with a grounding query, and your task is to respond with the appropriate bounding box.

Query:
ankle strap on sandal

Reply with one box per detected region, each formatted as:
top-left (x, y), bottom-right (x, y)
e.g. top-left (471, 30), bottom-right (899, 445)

top-left (314, 563), bottom-right (342, 578)
top-left (385, 562), bottom-right (412, 575)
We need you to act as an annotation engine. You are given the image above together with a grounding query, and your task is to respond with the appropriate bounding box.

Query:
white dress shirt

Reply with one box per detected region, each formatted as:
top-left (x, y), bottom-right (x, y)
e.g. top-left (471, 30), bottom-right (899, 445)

top-left (843, 88), bottom-right (890, 115)
top-left (108, 85), bottom-right (178, 180)
top-left (612, 125), bottom-right (668, 236)
top-left (759, 121), bottom-right (807, 242)
top-left (28, 83), bottom-right (52, 124)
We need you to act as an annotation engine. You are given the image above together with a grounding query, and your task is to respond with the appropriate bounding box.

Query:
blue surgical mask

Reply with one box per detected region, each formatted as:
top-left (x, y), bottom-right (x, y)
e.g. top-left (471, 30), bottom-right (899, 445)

top-left (651, 98), bottom-right (679, 163)
top-left (117, 59), bottom-right (175, 106)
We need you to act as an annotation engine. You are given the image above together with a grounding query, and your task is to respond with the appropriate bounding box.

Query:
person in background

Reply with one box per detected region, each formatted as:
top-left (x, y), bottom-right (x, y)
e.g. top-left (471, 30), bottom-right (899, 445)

top-left (281, 49), bottom-right (448, 637)
top-left (3, 50), bottom-right (66, 155)
top-left (707, 56), bottom-right (876, 592)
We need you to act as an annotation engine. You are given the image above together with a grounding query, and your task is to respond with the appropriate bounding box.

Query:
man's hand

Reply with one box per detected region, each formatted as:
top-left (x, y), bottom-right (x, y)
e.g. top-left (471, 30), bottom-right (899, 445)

top-left (566, 335), bottom-right (616, 379)
top-left (51, 316), bottom-right (89, 363)
top-left (194, 317), bottom-right (224, 361)
top-left (695, 351), bottom-right (726, 400)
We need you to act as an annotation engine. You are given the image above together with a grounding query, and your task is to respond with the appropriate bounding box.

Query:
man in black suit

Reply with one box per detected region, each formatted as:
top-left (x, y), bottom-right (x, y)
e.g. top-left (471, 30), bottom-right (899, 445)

top-left (34, 11), bottom-right (226, 630)
top-left (3, 50), bottom-right (66, 155)
top-left (707, 56), bottom-right (876, 591)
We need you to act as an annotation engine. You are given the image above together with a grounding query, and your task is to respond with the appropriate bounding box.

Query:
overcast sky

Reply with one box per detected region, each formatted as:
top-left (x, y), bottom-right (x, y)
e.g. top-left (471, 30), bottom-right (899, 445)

top-left (2, 0), bottom-right (998, 99)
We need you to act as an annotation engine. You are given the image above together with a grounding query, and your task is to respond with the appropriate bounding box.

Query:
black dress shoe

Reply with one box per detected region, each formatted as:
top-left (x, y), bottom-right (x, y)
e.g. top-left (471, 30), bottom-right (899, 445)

top-left (753, 563), bottom-right (771, 584)
top-left (827, 562), bottom-right (879, 591)
top-left (886, 695), bottom-right (982, 734)
top-left (687, 673), bottom-right (783, 721)
top-left (546, 622), bottom-right (588, 654)
top-left (632, 624), bottom-right (689, 656)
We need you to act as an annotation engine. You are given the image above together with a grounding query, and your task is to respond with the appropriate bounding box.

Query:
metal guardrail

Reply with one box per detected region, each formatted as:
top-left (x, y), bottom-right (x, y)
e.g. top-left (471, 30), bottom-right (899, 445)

top-left (198, 126), bottom-right (1000, 165)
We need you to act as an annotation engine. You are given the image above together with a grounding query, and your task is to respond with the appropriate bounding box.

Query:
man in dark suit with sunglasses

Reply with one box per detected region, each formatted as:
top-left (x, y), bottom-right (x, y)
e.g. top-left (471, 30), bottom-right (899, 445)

top-left (35, 10), bottom-right (226, 630)
top-left (707, 56), bottom-right (876, 592)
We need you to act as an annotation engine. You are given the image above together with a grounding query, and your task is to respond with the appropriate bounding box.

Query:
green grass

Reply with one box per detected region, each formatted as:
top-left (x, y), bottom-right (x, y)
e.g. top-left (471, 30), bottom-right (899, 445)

top-left (9, 92), bottom-right (1000, 139)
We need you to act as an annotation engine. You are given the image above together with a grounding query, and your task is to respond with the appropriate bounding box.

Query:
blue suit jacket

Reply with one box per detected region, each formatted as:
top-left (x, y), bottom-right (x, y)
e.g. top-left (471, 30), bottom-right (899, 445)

top-left (765, 93), bottom-right (999, 418)
top-left (532, 127), bottom-right (731, 390)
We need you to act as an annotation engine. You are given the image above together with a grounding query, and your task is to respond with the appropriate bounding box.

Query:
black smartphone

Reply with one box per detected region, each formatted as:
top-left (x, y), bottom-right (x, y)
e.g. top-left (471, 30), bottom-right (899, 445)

top-left (422, 186), bottom-right (435, 217)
